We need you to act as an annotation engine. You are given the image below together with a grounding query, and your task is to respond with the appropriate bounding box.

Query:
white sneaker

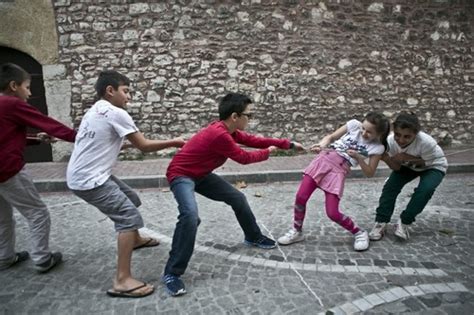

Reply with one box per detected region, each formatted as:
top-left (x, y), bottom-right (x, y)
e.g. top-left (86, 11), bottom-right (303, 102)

top-left (354, 230), bottom-right (369, 251)
top-left (394, 218), bottom-right (410, 240)
top-left (277, 228), bottom-right (304, 245)
top-left (369, 222), bottom-right (387, 241)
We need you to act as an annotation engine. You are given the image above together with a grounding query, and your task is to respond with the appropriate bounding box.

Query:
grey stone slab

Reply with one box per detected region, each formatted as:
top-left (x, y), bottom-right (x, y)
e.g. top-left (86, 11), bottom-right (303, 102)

top-left (446, 282), bottom-right (468, 292)
top-left (364, 293), bottom-right (385, 306)
top-left (339, 302), bottom-right (359, 314)
top-left (404, 285), bottom-right (426, 296)
top-left (432, 283), bottom-right (454, 293)
top-left (389, 287), bottom-right (410, 299)
top-left (378, 290), bottom-right (399, 303)
top-left (419, 284), bottom-right (439, 294)
top-left (352, 298), bottom-right (373, 311)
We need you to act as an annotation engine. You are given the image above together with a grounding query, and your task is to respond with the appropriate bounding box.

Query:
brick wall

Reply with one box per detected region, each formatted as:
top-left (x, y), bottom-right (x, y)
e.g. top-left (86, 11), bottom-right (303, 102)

top-left (53, 0), bottom-right (474, 157)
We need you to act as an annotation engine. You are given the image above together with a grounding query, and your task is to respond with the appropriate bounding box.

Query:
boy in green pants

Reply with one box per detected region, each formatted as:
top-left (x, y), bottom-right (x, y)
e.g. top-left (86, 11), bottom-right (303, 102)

top-left (369, 112), bottom-right (447, 241)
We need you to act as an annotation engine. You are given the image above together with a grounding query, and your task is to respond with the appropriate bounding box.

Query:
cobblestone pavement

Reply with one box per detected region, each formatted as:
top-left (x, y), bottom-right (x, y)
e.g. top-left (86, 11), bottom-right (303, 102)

top-left (1, 174), bottom-right (473, 314)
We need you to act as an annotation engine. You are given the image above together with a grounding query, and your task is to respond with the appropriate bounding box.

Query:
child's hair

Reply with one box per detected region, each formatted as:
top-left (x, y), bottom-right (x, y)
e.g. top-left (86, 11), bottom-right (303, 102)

top-left (393, 112), bottom-right (421, 134)
top-left (94, 70), bottom-right (130, 98)
top-left (0, 63), bottom-right (31, 91)
top-left (218, 93), bottom-right (252, 120)
top-left (364, 112), bottom-right (390, 151)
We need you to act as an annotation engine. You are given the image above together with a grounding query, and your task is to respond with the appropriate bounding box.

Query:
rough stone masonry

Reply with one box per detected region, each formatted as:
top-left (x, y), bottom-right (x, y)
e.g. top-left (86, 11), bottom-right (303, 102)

top-left (52, 0), bottom-right (473, 158)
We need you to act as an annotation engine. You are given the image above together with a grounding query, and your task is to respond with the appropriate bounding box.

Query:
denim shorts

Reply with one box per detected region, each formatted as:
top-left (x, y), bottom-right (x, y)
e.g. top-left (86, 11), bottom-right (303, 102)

top-left (71, 175), bottom-right (144, 232)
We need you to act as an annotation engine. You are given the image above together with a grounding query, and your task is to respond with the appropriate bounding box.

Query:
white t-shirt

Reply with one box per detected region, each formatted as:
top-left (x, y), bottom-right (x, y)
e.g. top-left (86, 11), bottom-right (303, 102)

top-left (67, 100), bottom-right (139, 190)
top-left (387, 131), bottom-right (448, 173)
top-left (329, 119), bottom-right (385, 167)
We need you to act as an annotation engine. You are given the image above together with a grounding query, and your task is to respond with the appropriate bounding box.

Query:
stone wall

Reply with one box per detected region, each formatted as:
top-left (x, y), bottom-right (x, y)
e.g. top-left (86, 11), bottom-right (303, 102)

top-left (53, 0), bottom-right (473, 157)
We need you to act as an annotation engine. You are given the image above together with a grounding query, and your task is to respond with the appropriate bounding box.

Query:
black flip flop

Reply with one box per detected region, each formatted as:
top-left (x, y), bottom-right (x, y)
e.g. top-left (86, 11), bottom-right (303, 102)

top-left (133, 238), bottom-right (160, 250)
top-left (106, 282), bottom-right (154, 298)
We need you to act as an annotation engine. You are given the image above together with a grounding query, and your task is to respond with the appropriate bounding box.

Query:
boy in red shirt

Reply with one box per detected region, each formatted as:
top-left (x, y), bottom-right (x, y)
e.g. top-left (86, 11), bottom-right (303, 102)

top-left (0, 63), bottom-right (76, 272)
top-left (163, 92), bottom-right (304, 296)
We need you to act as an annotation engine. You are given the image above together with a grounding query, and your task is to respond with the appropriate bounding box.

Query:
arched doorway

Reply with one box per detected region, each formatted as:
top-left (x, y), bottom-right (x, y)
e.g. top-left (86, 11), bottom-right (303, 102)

top-left (0, 46), bottom-right (52, 162)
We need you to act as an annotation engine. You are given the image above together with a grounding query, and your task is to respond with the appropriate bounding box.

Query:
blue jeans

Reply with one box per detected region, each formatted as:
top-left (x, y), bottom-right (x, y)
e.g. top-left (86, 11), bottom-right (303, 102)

top-left (164, 173), bottom-right (262, 276)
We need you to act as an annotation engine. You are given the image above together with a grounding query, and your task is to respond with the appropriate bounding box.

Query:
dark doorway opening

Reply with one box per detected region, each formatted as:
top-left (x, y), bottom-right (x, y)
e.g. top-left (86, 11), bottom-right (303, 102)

top-left (0, 46), bottom-right (52, 162)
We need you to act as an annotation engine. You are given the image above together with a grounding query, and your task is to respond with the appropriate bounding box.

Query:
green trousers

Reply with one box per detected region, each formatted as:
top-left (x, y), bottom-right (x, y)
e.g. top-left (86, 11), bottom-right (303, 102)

top-left (375, 166), bottom-right (445, 225)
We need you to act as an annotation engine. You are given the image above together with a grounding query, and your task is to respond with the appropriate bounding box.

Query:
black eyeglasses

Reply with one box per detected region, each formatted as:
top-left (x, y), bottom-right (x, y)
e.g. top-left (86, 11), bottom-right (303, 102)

top-left (239, 112), bottom-right (254, 119)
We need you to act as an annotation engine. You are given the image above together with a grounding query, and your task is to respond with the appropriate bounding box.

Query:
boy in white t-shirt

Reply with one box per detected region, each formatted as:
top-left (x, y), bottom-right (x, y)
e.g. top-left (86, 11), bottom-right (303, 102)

top-left (67, 70), bottom-right (185, 298)
top-left (369, 112), bottom-right (448, 241)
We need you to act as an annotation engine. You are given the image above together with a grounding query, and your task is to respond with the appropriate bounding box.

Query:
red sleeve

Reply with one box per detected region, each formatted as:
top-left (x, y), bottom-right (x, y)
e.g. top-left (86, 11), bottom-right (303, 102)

top-left (212, 132), bottom-right (270, 165)
top-left (13, 99), bottom-right (76, 142)
top-left (233, 130), bottom-right (291, 149)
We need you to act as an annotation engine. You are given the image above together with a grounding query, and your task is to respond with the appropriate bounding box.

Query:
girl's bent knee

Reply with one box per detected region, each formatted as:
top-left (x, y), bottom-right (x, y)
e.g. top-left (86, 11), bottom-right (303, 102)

top-left (326, 211), bottom-right (342, 223)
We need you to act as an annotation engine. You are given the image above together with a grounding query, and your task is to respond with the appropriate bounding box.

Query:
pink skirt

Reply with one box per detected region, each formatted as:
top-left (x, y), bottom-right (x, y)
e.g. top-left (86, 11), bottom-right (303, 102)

top-left (303, 150), bottom-right (351, 199)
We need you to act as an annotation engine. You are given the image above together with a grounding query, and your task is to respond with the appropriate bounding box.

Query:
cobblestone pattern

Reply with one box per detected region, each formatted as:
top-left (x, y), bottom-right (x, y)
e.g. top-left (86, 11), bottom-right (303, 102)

top-left (51, 0), bottom-right (474, 157)
top-left (0, 174), bottom-right (472, 314)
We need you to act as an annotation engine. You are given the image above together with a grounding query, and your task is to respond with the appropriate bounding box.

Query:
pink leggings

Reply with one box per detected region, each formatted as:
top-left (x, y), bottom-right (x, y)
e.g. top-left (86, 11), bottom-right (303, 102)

top-left (293, 175), bottom-right (360, 234)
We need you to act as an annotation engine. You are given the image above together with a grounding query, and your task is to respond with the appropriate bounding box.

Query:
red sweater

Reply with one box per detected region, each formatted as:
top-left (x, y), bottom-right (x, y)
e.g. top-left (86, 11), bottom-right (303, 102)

top-left (0, 95), bottom-right (76, 182)
top-left (166, 120), bottom-right (290, 183)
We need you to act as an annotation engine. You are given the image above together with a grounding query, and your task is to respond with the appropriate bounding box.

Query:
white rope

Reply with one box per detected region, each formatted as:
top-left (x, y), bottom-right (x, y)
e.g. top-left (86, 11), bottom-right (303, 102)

top-left (261, 223), bottom-right (324, 307)
top-left (47, 200), bottom-right (86, 209)
top-left (405, 147), bottom-right (474, 162)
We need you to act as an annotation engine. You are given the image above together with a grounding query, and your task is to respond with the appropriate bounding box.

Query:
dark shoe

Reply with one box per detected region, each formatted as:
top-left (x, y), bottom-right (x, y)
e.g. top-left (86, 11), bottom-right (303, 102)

top-left (244, 235), bottom-right (276, 249)
top-left (0, 251), bottom-right (29, 270)
top-left (34, 252), bottom-right (62, 273)
top-left (162, 274), bottom-right (186, 296)
top-left (106, 282), bottom-right (154, 298)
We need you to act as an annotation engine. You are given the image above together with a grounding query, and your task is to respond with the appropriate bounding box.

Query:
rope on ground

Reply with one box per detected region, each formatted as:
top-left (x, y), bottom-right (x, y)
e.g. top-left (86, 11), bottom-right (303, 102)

top-left (261, 223), bottom-right (324, 307)
top-left (47, 200), bottom-right (86, 209)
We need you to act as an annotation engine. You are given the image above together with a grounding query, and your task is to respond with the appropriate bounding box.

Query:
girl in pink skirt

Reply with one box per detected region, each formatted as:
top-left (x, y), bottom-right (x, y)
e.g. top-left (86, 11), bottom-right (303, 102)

top-left (278, 112), bottom-right (390, 251)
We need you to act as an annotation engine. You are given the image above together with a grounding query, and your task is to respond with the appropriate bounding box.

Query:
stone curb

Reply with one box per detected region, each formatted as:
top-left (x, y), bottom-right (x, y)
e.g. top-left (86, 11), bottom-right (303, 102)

top-left (33, 163), bottom-right (474, 192)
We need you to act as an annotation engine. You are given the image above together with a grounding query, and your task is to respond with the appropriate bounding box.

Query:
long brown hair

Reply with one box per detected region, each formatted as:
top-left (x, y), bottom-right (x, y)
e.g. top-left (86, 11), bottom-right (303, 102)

top-left (364, 112), bottom-right (390, 151)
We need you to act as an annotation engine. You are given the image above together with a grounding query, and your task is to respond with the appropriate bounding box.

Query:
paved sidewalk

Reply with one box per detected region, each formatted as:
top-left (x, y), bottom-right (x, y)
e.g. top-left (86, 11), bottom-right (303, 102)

top-left (26, 148), bottom-right (474, 192)
top-left (3, 146), bottom-right (474, 314)
top-left (1, 175), bottom-right (473, 314)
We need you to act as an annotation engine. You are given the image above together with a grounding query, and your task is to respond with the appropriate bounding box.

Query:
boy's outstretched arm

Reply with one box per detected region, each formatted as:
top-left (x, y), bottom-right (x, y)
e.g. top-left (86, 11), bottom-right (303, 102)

top-left (126, 132), bottom-right (185, 152)
top-left (14, 99), bottom-right (76, 142)
top-left (234, 131), bottom-right (305, 152)
top-left (289, 141), bottom-right (306, 151)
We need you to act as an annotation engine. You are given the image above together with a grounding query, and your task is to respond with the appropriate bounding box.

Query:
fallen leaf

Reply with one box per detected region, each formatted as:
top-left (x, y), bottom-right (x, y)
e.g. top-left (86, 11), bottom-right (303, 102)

top-left (438, 228), bottom-right (454, 236)
top-left (235, 181), bottom-right (247, 189)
